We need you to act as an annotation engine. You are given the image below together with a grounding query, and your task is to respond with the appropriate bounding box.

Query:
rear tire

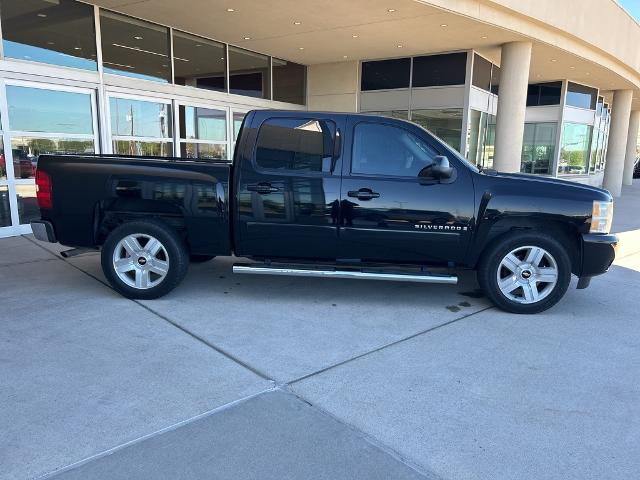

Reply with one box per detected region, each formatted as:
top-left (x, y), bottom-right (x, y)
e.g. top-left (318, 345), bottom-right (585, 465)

top-left (101, 219), bottom-right (189, 299)
top-left (477, 231), bottom-right (571, 314)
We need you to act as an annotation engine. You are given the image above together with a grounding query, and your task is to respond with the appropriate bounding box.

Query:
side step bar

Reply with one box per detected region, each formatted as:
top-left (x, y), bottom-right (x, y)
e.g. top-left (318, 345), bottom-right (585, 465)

top-left (233, 264), bottom-right (458, 285)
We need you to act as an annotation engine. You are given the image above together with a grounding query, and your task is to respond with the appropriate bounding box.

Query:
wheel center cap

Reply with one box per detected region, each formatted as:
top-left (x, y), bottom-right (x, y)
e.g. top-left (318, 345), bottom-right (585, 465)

top-left (137, 257), bottom-right (147, 266)
top-left (521, 270), bottom-right (532, 280)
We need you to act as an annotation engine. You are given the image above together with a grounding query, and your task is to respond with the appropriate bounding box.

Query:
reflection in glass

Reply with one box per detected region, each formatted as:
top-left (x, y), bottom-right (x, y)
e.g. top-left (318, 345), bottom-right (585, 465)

top-left (411, 109), bottom-right (463, 152)
top-left (233, 112), bottom-right (245, 140)
top-left (527, 82), bottom-right (562, 107)
top-left (7, 86), bottom-right (94, 134)
top-left (179, 106), bottom-right (226, 142)
top-left (559, 123), bottom-right (593, 175)
top-left (0, 137), bottom-right (6, 181)
top-left (173, 31), bottom-right (226, 92)
top-left (10, 137), bottom-right (95, 179)
top-left (0, 186), bottom-right (11, 227)
top-left (228, 46), bottom-right (270, 99)
top-left (16, 184), bottom-right (38, 225)
top-left (110, 97), bottom-right (172, 138)
top-left (180, 143), bottom-right (227, 160)
top-left (521, 123), bottom-right (556, 175)
top-left (100, 11), bottom-right (170, 83)
top-left (272, 58), bottom-right (306, 105)
top-left (566, 82), bottom-right (597, 110)
top-left (467, 110), bottom-right (496, 169)
top-left (112, 140), bottom-right (172, 157)
top-left (472, 54), bottom-right (492, 91)
top-left (0, 0), bottom-right (97, 71)
top-left (361, 58), bottom-right (411, 91)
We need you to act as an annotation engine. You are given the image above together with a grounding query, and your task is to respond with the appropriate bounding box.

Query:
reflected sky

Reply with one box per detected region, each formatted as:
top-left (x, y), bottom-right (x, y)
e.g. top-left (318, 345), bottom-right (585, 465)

top-left (2, 41), bottom-right (97, 71)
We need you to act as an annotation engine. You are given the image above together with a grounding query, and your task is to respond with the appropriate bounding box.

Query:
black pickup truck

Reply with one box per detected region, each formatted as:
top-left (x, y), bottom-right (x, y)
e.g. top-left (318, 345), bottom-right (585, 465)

top-left (31, 110), bottom-right (617, 314)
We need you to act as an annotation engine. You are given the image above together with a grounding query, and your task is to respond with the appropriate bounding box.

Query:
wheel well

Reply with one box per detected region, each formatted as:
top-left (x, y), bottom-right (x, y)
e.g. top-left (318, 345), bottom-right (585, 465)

top-left (474, 220), bottom-right (581, 275)
top-left (96, 210), bottom-right (186, 247)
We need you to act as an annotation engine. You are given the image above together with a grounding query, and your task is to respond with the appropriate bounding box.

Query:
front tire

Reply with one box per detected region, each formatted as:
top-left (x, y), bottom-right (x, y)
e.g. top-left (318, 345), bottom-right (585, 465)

top-left (101, 219), bottom-right (189, 299)
top-left (477, 231), bottom-right (571, 314)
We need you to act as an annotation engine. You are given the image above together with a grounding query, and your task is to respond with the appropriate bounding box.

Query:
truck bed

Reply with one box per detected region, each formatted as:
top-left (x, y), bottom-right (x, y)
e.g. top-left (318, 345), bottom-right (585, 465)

top-left (37, 154), bottom-right (232, 256)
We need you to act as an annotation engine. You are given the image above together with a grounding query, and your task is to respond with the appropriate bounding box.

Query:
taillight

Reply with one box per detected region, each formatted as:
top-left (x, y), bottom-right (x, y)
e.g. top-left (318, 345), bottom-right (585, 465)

top-left (35, 169), bottom-right (52, 209)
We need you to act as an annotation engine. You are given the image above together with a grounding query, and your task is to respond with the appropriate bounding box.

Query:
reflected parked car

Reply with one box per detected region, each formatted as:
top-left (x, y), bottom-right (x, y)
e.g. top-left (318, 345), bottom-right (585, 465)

top-left (12, 149), bottom-right (35, 179)
top-left (0, 152), bottom-right (5, 178)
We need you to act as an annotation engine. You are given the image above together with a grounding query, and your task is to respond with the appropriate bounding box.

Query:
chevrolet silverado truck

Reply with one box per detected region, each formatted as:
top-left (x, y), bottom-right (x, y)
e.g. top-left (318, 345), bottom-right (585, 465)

top-left (31, 110), bottom-right (617, 314)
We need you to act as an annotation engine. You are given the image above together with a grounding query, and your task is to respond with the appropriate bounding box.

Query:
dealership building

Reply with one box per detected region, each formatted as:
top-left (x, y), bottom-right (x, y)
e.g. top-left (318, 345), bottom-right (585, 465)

top-left (0, 0), bottom-right (639, 238)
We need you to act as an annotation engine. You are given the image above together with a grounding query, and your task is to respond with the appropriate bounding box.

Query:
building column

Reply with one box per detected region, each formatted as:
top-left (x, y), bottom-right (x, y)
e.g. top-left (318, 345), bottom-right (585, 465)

top-left (623, 110), bottom-right (640, 186)
top-left (493, 41), bottom-right (532, 172)
top-left (603, 90), bottom-right (634, 197)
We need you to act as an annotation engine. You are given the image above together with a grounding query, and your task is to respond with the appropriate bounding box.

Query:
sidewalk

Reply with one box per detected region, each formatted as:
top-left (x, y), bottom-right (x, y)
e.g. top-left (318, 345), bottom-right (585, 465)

top-left (1, 183), bottom-right (639, 480)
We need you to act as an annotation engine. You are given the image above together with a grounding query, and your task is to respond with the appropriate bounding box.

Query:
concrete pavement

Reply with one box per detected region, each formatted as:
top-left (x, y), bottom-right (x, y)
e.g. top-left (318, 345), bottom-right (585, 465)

top-left (1, 181), bottom-right (639, 480)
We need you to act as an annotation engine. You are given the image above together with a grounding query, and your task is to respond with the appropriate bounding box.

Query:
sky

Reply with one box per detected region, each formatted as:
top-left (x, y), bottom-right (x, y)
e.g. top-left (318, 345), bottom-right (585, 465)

top-left (618, 0), bottom-right (640, 22)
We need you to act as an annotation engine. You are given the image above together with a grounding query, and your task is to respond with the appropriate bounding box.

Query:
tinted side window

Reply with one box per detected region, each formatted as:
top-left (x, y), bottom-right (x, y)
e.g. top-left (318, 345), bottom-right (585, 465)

top-left (256, 118), bottom-right (335, 172)
top-left (352, 123), bottom-right (439, 177)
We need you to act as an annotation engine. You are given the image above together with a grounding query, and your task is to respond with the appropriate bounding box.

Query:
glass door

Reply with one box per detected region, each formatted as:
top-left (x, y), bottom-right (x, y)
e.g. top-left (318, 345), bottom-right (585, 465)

top-left (0, 79), bottom-right (99, 237)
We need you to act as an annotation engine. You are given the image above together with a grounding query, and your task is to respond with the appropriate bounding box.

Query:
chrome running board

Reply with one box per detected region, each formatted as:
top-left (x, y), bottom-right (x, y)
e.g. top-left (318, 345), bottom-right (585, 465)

top-left (232, 264), bottom-right (458, 285)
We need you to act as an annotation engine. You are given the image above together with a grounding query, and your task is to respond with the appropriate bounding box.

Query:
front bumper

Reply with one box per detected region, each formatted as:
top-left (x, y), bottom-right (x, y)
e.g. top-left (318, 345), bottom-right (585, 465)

top-left (30, 220), bottom-right (57, 243)
top-left (580, 233), bottom-right (617, 278)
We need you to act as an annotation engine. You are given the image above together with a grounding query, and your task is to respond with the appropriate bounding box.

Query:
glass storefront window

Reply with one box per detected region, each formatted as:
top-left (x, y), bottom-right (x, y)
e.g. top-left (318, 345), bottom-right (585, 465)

top-left (467, 110), bottom-right (496, 169)
top-left (521, 123), bottom-right (556, 175)
top-left (7, 86), bottom-right (94, 134)
top-left (566, 82), bottom-right (598, 110)
top-left (6, 85), bottom-right (96, 179)
top-left (558, 123), bottom-right (593, 175)
top-left (178, 106), bottom-right (227, 160)
top-left (110, 97), bottom-right (172, 157)
top-left (100, 11), bottom-right (171, 83)
top-left (16, 184), bottom-right (38, 225)
top-left (361, 58), bottom-right (411, 91)
top-left (411, 109), bottom-right (463, 152)
top-left (490, 65), bottom-right (500, 95)
top-left (233, 112), bottom-right (246, 141)
top-left (173, 31), bottom-right (226, 92)
top-left (272, 58), bottom-right (306, 105)
top-left (0, 186), bottom-right (11, 227)
top-left (228, 46), bottom-right (270, 99)
top-left (0, 0), bottom-right (97, 71)
top-left (412, 53), bottom-right (467, 88)
top-left (472, 54), bottom-right (492, 91)
top-left (527, 82), bottom-right (563, 107)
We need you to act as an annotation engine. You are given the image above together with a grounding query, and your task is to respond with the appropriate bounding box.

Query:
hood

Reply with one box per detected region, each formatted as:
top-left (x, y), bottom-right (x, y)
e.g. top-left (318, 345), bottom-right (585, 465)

top-left (485, 171), bottom-right (612, 198)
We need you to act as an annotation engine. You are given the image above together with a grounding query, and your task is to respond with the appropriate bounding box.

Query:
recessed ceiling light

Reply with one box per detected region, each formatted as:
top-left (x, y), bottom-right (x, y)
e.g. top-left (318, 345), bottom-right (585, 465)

top-left (134, 36), bottom-right (143, 40)
top-left (244, 36), bottom-right (251, 40)
top-left (387, 8), bottom-right (396, 12)
top-left (551, 59), bottom-right (557, 62)
top-left (294, 21), bottom-right (302, 25)
top-left (352, 34), bottom-right (359, 38)
top-left (586, 72), bottom-right (591, 75)
top-left (227, 8), bottom-right (235, 12)
top-left (570, 66), bottom-right (575, 69)
top-left (440, 23), bottom-right (448, 27)
top-left (299, 47), bottom-right (305, 50)
top-left (343, 55), bottom-right (348, 59)
top-left (481, 35), bottom-right (488, 39)
top-left (37, 13), bottom-right (47, 18)
top-left (397, 44), bottom-right (403, 48)
top-left (220, 57), bottom-right (225, 60)
top-left (74, 47), bottom-right (82, 50)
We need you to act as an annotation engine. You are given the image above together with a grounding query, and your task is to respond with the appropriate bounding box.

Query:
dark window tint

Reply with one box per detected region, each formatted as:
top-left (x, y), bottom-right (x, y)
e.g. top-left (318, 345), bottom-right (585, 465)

top-left (566, 82), bottom-right (598, 110)
top-left (256, 118), bottom-right (336, 172)
top-left (100, 11), bottom-right (170, 83)
top-left (229, 46), bottom-right (270, 99)
top-left (273, 58), bottom-right (306, 105)
top-left (352, 123), bottom-right (439, 177)
top-left (0, 0), bottom-right (97, 70)
top-left (173, 31), bottom-right (226, 92)
top-left (412, 53), bottom-right (466, 88)
top-left (361, 58), bottom-right (410, 91)
top-left (472, 54), bottom-right (492, 91)
top-left (527, 82), bottom-right (562, 106)
top-left (490, 65), bottom-right (500, 95)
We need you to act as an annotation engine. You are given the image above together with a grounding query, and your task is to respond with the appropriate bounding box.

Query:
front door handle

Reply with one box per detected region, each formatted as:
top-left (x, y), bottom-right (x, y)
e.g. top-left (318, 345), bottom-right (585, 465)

top-left (348, 188), bottom-right (380, 201)
top-left (247, 183), bottom-right (280, 194)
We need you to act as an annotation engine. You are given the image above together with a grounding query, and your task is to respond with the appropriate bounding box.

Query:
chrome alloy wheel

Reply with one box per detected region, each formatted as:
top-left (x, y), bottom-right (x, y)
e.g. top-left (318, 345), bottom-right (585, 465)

top-left (496, 245), bottom-right (559, 304)
top-left (112, 234), bottom-right (170, 289)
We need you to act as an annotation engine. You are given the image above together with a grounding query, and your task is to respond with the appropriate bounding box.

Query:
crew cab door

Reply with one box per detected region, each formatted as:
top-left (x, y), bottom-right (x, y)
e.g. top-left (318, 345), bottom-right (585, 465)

top-left (338, 117), bottom-right (475, 264)
top-left (234, 112), bottom-right (344, 260)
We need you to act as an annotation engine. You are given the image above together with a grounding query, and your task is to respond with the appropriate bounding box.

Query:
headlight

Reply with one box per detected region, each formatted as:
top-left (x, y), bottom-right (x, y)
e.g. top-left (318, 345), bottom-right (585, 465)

top-left (590, 200), bottom-right (613, 234)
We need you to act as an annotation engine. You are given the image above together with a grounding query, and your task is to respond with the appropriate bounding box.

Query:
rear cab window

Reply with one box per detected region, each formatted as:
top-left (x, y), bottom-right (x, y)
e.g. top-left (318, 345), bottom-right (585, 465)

top-left (255, 118), bottom-right (337, 174)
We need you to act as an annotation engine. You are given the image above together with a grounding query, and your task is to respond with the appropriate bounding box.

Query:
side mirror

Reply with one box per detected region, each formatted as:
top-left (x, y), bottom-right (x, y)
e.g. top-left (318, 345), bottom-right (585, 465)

top-left (419, 156), bottom-right (454, 180)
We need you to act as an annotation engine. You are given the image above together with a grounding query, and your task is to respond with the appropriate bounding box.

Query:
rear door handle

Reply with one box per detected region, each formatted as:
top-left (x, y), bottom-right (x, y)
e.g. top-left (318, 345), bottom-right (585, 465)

top-left (247, 183), bottom-right (280, 194)
top-left (348, 188), bottom-right (380, 201)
